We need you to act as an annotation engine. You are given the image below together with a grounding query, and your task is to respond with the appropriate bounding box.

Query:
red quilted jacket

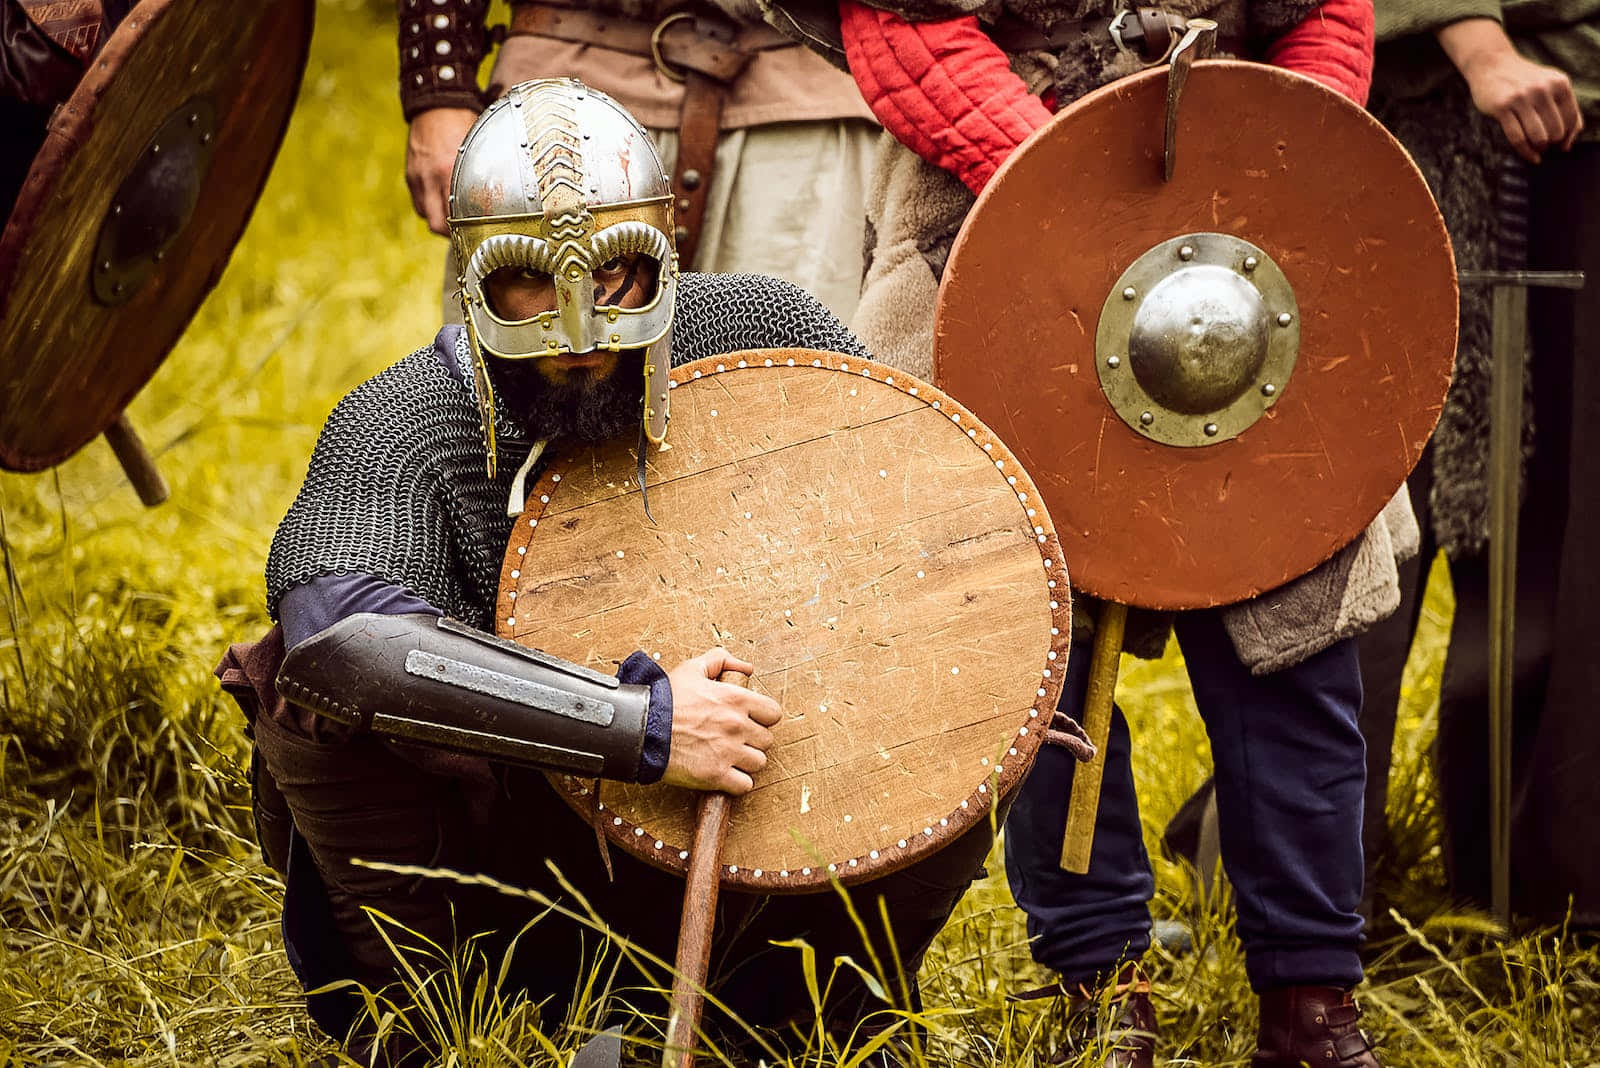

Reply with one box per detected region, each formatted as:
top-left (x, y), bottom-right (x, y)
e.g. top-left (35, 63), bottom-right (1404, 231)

top-left (841, 0), bottom-right (1375, 194)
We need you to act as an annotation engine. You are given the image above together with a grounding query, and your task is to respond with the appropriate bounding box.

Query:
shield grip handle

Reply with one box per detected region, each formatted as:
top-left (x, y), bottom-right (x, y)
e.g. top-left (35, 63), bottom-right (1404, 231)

top-left (104, 413), bottom-right (169, 507)
top-left (1060, 602), bottom-right (1127, 872)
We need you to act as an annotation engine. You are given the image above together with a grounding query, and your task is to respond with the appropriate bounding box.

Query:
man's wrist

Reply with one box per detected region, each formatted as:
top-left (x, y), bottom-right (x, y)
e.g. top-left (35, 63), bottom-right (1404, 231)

top-left (1436, 17), bottom-right (1514, 79)
top-left (618, 650), bottom-right (673, 783)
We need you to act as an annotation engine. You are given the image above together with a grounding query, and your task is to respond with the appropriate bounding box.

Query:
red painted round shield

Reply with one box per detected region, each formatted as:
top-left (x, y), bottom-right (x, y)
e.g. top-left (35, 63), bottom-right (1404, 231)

top-left (935, 60), bottom-right (1456, 609)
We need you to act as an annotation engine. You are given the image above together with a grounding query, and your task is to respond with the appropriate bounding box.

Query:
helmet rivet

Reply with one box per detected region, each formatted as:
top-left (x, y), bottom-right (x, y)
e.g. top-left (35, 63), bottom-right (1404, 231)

top-left (1178, 245), bottom-right (1195, 261)
top-left (1139, 411), bottom-right (1154, 426)
top-left (607, 308), bottom-right (619, 322)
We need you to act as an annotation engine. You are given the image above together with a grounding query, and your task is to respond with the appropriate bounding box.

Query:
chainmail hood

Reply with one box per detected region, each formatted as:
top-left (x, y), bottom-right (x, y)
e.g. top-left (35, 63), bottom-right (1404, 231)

top-left (265, 272), bottom-right (869, 626)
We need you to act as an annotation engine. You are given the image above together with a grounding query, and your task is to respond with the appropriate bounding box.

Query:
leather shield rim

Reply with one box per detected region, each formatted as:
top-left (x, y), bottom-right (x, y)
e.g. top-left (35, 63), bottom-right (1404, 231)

top-left (498, 349), bottom-right (1074, 893)
top-left (0, 0), bottom-right (316, 471)
top-left (933, 60), bottom-right (1457, 610)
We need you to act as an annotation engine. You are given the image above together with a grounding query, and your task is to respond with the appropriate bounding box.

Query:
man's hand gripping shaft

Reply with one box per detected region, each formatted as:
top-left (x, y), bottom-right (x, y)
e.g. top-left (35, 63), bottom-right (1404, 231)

top-left (664, 648), bottom-right (780, 795)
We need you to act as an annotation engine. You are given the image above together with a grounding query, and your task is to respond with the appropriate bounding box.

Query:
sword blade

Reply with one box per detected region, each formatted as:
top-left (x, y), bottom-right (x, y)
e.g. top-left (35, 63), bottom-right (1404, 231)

top-left (1487, 283), bottom-right (1524, 927)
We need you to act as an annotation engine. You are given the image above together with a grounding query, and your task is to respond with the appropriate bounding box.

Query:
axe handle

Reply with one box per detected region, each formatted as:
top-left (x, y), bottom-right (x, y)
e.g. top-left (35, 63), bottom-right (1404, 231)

top-left (104, 413), bottom-right (169, 507)
top-left (1060, 601), bottom-right (1127, 873)
top-left (662, 668), bottom-right (747, 1068)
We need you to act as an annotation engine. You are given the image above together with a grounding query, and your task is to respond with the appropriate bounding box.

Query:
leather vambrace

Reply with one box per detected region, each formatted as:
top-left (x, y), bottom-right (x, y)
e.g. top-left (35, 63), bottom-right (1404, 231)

top-left (275, 612), bottom-right (652, 780)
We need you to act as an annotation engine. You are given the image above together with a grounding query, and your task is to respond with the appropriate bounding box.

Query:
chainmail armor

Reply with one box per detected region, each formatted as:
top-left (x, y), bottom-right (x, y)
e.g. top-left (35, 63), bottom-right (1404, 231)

top-left (265, 272), bottom-right (868, 626)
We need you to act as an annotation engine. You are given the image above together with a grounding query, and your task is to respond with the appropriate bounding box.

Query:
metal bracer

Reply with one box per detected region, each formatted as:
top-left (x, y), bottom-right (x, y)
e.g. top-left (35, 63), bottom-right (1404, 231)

top-left (276, 613), bottom-right (652, 780)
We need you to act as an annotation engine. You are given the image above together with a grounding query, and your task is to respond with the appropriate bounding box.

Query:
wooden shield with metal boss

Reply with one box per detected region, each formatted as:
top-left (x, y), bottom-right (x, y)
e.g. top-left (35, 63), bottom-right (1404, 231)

top-left (498, 349), bottom-right (1071, 892)
top-left (935, 60), bottom-right (1457, 609)
top-left (0, 0), bottom-right (314, 473)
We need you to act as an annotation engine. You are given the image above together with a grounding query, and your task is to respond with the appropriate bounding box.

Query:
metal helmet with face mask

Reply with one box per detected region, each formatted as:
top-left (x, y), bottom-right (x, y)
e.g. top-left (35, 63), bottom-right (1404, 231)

top-left (448, 78), bottom-right (676, 476)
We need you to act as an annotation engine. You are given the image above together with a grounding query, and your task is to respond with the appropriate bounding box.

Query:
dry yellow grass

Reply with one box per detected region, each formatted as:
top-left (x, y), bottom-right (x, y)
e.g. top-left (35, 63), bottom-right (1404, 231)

top-left (0, 2), bottom-right (1594, 1063)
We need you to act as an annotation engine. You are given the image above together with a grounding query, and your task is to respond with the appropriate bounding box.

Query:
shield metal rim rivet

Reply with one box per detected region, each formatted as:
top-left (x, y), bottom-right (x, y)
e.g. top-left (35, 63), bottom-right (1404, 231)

top-left (1095, 232), bottom-right (1299, 447)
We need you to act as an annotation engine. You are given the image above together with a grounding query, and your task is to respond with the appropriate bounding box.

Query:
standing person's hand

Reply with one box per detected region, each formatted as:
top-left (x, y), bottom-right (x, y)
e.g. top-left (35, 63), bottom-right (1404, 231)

top-left (1438, 18), bottom-right (1584, 163)
top-left (663, 648), bottom-right (782, 795)
top-left (406, 107), bottom-right (479, 234)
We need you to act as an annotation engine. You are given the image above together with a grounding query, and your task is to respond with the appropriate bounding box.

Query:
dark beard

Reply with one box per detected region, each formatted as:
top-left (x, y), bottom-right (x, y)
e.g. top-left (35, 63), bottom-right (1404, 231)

top-left (490, 351), bottom-right (644, 444)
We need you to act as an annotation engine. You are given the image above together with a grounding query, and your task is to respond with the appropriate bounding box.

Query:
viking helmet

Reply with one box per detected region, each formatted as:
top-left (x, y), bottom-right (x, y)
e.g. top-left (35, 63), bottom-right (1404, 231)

top-left (448, 79), bottom-right (677, 475)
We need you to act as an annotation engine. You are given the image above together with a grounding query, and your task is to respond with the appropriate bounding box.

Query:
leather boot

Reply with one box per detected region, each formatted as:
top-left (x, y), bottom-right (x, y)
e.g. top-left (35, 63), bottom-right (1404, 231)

top-left (1252, 986), bottom-right (1382, 1068)
top-left (1015, 962), bottom-right (1157, 1068)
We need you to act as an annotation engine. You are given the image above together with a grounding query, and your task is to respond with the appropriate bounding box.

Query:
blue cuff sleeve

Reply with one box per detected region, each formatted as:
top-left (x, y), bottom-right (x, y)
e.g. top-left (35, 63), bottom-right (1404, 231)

top-left (618, 651), bottom-right (672, 784)
top-left (278, 573), bottom-right (443, 648)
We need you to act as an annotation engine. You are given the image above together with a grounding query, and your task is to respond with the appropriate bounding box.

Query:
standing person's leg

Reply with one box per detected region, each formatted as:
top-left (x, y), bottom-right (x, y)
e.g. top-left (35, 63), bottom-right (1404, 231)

top-left (1508, 143), bottom-right (1600, 925)
top-left (1174, 610), bottom-right (1366, 993)
top-left (1352, 461), bottom-right (1435, 922)
top-left (1003, 638), bottom-right (1154, 985)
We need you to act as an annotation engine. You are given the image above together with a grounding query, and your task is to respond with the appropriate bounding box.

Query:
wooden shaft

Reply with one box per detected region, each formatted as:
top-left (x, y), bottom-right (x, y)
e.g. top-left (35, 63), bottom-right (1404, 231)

top-left (1060, 601), bottom-right (1128, 873)
top-left (103, 413), bottom-right (169, 507)
top-left (662, 667), bottom-right (748, 1068)
top-left (1487, 285), bottom-right (1525, 926)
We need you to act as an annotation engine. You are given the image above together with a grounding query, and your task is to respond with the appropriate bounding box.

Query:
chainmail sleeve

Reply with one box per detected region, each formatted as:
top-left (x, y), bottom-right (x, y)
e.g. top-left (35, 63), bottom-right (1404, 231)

top-left (264, 346), bottom-right (518, 627)
top-left (672, 273), bottom-right (871, 361)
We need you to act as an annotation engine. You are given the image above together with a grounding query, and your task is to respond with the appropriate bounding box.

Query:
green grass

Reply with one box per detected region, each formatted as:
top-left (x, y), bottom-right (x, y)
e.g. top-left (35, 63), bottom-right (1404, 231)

top-left (1, 2), bottom-right (1595, 1063)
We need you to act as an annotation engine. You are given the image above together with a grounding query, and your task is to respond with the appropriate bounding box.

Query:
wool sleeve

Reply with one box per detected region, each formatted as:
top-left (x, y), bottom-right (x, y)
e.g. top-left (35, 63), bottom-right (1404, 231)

top-left (839, 0), bottom-right (1053, 194)
top-left (1263, 0), bottom-right (1377, 104)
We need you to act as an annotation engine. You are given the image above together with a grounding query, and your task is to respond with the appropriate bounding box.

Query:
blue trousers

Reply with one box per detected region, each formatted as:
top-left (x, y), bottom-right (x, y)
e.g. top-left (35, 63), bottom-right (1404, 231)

top-left (1004, 608), bottom-right (1367, 992)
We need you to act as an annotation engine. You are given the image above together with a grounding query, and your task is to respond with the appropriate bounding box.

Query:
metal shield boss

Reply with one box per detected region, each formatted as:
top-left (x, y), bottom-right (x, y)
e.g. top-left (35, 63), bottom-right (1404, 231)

top-left (935, 60), bottom-right (1458, 609)
top-left (0, 0), bottom-right (315, 473)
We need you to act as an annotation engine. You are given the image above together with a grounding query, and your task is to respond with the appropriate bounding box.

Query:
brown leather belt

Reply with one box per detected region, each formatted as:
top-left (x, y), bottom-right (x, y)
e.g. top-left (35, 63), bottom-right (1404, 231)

top-left (508, 2), bottom-right (793, 265)
top-left (987, 7), bottom-right (1242, 64)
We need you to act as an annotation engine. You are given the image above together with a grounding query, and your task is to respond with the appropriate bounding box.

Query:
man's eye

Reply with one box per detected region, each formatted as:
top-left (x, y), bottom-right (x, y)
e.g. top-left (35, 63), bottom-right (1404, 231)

top-left (597, 256), bottom-right (626, 273)
top-left (517, 267), bottom-right (546, 281)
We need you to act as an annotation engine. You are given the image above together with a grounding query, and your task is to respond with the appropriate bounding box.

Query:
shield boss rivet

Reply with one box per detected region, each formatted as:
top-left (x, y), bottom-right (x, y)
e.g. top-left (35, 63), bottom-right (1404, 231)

top-left (1277, 312), bottom-right (1294, 327)
top-left (1179, 245), bottom-right (1195, 261)
top-left (1139, 411), bottom-right (1154, 426)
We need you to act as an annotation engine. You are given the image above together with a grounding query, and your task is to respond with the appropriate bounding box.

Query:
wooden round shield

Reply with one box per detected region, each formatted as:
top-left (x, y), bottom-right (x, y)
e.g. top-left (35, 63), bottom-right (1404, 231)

top-left (0, 0), bottom-right (315, 472)
top-left (935, 61), bottom-right (1457, 610)
top-left (498, 350), bottom-right (1072, 892)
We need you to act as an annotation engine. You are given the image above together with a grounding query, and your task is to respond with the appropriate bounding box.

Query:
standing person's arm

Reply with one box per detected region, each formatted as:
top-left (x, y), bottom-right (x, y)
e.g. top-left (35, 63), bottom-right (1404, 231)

top-left (838, 0), bottom-right (1377, 200)
top-left (1434, 16), bottom-right (1583, 162)
top-left (398, 0), bottom-right (491, 234)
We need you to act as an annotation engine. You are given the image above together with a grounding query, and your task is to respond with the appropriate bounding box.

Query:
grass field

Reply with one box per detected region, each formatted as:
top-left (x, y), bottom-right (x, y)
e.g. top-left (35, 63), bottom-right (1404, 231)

top-left (1, 2), bottom-right (1595, 1063)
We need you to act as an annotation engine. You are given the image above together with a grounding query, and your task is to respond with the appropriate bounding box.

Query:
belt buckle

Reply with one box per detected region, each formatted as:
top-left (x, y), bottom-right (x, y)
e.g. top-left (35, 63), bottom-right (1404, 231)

top-left (1108, 8), bottom-right (1135, 52)
top-left (1109, 7), bottom-right (1181, 66)
top-left (650, 11), bottom-right (694, 83)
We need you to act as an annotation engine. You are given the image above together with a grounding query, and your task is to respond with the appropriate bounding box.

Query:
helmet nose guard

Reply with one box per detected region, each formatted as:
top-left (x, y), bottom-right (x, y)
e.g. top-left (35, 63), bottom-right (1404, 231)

top-left (448, 79), bottom-right (677, 474)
